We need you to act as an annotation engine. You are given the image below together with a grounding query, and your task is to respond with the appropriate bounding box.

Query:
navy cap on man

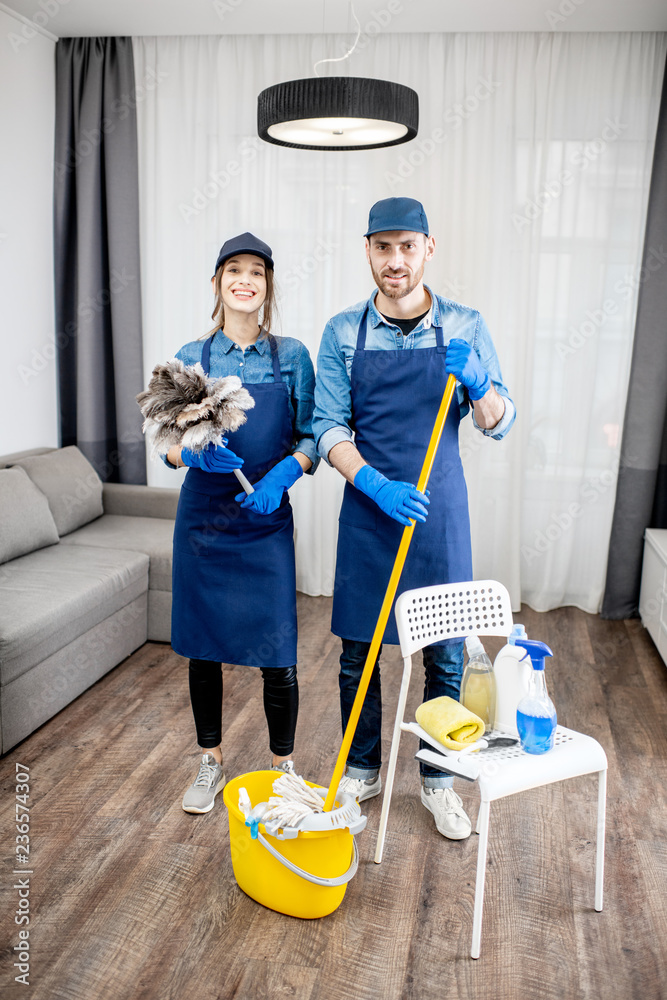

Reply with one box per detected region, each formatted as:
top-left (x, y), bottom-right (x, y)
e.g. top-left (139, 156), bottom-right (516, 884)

top-left (364, 197), bottom-right (429, 238)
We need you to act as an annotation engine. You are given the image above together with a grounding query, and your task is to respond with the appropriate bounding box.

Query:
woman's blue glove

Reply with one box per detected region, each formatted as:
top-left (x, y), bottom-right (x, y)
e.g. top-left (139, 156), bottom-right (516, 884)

top-left (181, 440), bottom-right (244, 473)
top-left (445, 338), bottom-right (491, 400)
top-left (354, 465), bottom-right (429, 527)
top-left (234, 455), bottom-right (303, 514)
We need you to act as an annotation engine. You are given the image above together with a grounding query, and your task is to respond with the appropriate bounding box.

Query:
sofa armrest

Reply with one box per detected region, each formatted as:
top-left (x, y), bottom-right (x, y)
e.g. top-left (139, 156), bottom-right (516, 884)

top-left (102, 483), bottom-right (180, 520)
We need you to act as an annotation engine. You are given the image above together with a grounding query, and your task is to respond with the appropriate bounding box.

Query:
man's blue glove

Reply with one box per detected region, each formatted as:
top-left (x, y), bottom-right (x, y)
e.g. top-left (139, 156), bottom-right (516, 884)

top-left (354, 465), bottom-right (429, 527)
top-left (234, 455), bottom-right (303, 514)
top-left (445, 338), bottom-right (491, 400)
top-left (181, 439), bottom-right (244, 473)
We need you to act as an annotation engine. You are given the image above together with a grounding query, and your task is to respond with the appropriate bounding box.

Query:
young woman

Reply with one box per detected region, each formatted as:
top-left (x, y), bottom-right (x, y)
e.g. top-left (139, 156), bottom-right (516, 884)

top-left (166, 232), bottom-right (318, 814)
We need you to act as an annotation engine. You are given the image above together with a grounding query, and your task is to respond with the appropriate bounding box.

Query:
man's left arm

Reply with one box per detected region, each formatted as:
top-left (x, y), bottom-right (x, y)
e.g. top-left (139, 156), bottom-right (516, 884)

top-left (445, 312), bottom-right (515, 440)
top-left (471, 383), bottom-right (506, 430)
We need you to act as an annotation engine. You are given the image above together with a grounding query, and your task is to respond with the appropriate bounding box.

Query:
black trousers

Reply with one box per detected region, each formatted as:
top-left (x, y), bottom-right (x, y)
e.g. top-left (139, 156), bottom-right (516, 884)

top-left (188, 658), bottom-right (298, 756)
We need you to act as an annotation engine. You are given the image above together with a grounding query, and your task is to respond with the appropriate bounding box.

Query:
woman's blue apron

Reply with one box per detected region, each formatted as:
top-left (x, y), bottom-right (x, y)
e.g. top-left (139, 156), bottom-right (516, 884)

top-left (171, 333), bottom-right (297, 667)
top-left (331, 305), bottom-right (473, 645)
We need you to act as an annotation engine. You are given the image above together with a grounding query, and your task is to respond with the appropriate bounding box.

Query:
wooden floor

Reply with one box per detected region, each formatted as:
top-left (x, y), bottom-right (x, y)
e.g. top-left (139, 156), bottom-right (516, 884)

top-left (1, 599), bottom-right (666, 1000)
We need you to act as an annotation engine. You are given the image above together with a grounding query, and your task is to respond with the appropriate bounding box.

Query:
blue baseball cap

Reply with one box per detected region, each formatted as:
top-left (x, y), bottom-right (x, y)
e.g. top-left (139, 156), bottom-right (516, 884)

top-left (364, 197), bottom-right (429, 238)
top-left (212, 232), bottom-right (274, 276)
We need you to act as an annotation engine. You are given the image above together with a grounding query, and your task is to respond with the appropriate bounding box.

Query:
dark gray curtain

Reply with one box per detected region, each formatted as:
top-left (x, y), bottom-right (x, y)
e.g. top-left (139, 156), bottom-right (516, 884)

top-left (601, 53), bottom-right (667, 619)
top-left (54, 37), bottom-right (146, 484)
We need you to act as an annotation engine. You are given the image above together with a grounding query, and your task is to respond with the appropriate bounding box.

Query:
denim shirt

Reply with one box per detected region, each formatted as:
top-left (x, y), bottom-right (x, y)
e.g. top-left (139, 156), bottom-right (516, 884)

top-left (313, 284), bottom-right (516, 461)
top-left (162, 331), bottom-right (319, 472)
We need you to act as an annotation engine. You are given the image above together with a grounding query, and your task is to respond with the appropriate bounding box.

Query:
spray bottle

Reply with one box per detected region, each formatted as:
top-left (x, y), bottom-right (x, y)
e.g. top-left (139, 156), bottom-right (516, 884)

top-left (460, 635), bottom-right (497, 731)
top-left (514, 639), bottom-right (557, 754)
top-left (492, 624), bottom-right (529, 735)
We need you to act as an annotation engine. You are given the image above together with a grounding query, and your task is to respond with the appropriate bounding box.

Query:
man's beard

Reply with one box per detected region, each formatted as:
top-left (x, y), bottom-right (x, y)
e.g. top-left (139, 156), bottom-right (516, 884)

top-left (370, 259), bottom-right (425, 299)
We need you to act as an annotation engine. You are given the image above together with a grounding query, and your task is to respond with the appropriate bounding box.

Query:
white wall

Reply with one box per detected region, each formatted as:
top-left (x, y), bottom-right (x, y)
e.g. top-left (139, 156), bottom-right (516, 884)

top-left (0, 9), bottom-right (58, 456)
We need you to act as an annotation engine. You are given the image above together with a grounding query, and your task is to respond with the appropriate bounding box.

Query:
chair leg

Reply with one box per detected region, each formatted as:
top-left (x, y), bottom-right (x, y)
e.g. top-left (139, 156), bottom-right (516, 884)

top-left (595, 768), bottom-right (606, 912)
top-left (374, 656), bottom-right (413, 865)
top-left (471, 799), bottom-right (491, 959)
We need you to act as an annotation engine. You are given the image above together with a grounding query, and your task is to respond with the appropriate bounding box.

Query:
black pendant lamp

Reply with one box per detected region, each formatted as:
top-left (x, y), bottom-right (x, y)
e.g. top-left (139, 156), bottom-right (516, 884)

top-left (257, 2), bottom-right (418, 151)
top-left (258, 76), bottom-right (418, 151)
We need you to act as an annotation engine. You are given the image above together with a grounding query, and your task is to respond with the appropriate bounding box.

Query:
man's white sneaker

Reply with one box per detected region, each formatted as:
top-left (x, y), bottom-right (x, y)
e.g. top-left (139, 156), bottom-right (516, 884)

top-left (338, 773), bottom-right (382, 802)
top-left (421, 786), bottom-right (472, 840)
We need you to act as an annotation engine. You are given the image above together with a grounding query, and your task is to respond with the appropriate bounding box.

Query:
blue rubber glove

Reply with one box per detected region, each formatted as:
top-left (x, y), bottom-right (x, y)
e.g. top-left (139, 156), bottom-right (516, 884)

top-left (354, 465), bottom-right (429, 526)
top-left (181, 439), bottom-right (244, 473)
top-left (445, 338), bottom-right (491, 400)
top-left (234, 455), bottom-right (303, 514)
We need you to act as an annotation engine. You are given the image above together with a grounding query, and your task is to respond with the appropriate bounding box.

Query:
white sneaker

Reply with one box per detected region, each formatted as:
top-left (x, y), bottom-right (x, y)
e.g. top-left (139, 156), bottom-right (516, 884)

top-left (338, 773), bottom-right (382, 802)
top-left (421, 786), bottom-right (472, 840)
top-left (271, 760), bottom-right (296, 775)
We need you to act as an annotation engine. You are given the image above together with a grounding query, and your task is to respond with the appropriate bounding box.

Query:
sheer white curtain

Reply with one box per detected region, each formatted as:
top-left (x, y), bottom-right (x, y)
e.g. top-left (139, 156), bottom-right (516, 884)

top-left (133, 31), bottom-right (665, 611)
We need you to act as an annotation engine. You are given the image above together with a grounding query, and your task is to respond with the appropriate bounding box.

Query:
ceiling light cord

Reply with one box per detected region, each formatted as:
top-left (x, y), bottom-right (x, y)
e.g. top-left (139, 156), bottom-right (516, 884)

top-left (313, 1), bottom-right (361, 77)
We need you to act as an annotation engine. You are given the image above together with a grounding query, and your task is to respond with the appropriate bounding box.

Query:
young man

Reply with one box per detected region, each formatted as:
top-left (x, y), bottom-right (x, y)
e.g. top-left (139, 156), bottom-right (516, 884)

top-left (313, 197), bottom-right (515, 839)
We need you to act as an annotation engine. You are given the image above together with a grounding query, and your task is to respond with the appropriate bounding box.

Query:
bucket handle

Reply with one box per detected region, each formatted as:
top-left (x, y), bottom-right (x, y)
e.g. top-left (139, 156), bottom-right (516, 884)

top-left (256, 831), bottom-right (359, 887)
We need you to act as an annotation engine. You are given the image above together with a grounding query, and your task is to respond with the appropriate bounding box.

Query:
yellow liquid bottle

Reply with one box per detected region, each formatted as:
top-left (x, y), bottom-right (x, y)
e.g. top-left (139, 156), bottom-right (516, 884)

top-left (460, 635), bottom-right (497, 732)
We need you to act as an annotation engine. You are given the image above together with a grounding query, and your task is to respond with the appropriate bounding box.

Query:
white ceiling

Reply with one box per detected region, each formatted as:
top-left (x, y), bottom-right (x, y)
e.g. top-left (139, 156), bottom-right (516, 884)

top-left (4, 0), bottom-right (667, 37)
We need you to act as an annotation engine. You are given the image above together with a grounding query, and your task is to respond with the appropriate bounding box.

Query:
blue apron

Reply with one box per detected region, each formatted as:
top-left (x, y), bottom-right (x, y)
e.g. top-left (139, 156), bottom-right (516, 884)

top-left (331, 305), bottom-right (473, 645)
top-left (171, 333), bottom-right (297, 667)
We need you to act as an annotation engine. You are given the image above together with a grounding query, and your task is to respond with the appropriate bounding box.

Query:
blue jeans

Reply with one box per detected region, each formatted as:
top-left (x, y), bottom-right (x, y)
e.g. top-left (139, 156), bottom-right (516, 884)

top-left (338, 638), bottom-right (465, 789)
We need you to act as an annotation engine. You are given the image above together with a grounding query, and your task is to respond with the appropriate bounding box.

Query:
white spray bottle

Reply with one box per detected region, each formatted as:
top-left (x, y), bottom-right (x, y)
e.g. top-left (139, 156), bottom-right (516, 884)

top-left (492, 624), bottom-right (530, 736)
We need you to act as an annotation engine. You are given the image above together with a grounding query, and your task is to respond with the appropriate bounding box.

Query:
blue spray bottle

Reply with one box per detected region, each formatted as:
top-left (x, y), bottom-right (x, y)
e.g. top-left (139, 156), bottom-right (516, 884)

top-left (514, 640), bottom-right (557, 754)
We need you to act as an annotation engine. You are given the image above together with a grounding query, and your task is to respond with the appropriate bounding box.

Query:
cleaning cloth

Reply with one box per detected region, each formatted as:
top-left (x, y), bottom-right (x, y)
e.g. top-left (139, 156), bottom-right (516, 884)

top-left (415, 696), bottom-right (485, 750)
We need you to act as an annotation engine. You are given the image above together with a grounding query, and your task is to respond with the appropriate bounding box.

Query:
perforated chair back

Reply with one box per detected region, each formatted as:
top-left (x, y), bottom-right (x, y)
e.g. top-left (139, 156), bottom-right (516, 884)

top-left (395, 579), bottom-right (514, 657)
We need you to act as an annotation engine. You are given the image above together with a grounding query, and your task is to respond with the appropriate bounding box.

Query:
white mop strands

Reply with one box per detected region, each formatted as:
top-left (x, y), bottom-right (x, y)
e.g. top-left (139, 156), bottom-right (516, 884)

top-left (262, 772), bottom-right (325, 828)
top-left (238, 773), bottom-right (367, 838)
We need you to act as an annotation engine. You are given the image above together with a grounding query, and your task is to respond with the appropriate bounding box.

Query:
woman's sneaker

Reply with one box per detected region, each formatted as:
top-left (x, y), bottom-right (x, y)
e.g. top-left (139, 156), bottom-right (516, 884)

top-left (182, 753), bottom-right (226, 814)
top-left (271, 760), bottom-right (296, 775)
top-left (338, 773), bottom-right (382, 802)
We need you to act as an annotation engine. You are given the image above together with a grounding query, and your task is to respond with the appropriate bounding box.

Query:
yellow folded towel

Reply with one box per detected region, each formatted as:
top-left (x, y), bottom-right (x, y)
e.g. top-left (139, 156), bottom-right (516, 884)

top-left (415, 696), bottom-right (485, 750)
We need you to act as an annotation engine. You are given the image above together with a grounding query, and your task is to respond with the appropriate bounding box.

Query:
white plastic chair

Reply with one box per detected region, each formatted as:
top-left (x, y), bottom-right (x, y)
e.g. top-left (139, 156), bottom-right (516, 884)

top-left (373, 580), bottom-right (607, 959)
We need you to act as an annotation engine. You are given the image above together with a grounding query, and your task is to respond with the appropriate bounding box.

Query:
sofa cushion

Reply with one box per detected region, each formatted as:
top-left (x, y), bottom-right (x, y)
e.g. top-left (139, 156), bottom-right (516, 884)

top-left (60, 515), bottom-right (174, 592)
top-left (10, 446), bottom-right (104, 536)
top-left (0, 467), bottom-right (59, 564)
top-left (0, 544), bottom-right (149, 685)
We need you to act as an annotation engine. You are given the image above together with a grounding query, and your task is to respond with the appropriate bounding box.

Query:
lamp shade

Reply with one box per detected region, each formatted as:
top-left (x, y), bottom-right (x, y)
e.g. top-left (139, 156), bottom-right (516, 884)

top-left (257, 77), bottom-right (419, 151)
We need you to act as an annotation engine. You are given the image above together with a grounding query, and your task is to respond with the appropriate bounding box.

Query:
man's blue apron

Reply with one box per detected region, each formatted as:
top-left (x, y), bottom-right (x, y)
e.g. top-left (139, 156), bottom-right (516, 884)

top-left (331, 305), bottom-right (473, 645)
top-left (171, 333), bottom-right (297, 667)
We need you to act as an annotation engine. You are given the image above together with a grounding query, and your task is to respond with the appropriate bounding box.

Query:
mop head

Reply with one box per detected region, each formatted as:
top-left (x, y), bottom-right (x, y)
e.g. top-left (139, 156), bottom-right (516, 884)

top-left (262, 772), bottom-right (325, 828)
top-left (238, 772), bottom-right (366, 837)
top-left (136, 358), bottom-right (255, 459)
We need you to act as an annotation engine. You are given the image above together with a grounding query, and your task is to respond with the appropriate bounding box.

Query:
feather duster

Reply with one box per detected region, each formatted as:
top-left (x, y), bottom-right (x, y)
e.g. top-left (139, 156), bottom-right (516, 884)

top-left (136, 358), bottom-right (255, 459)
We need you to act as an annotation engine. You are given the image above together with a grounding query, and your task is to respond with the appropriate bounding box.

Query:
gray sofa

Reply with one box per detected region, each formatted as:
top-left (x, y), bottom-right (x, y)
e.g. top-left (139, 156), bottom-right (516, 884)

top-left (0, 446), bottom-right (178, 754)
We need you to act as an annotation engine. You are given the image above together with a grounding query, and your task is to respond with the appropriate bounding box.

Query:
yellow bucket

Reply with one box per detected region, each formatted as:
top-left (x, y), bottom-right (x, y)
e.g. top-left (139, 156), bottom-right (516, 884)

top-left (223, 770), bottom-right (358, 919)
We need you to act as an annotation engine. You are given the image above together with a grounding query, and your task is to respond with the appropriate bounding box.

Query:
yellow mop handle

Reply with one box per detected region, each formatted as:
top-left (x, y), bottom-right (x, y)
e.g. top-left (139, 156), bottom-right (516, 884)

top-left (323, 373), bottom-right (458, 811)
